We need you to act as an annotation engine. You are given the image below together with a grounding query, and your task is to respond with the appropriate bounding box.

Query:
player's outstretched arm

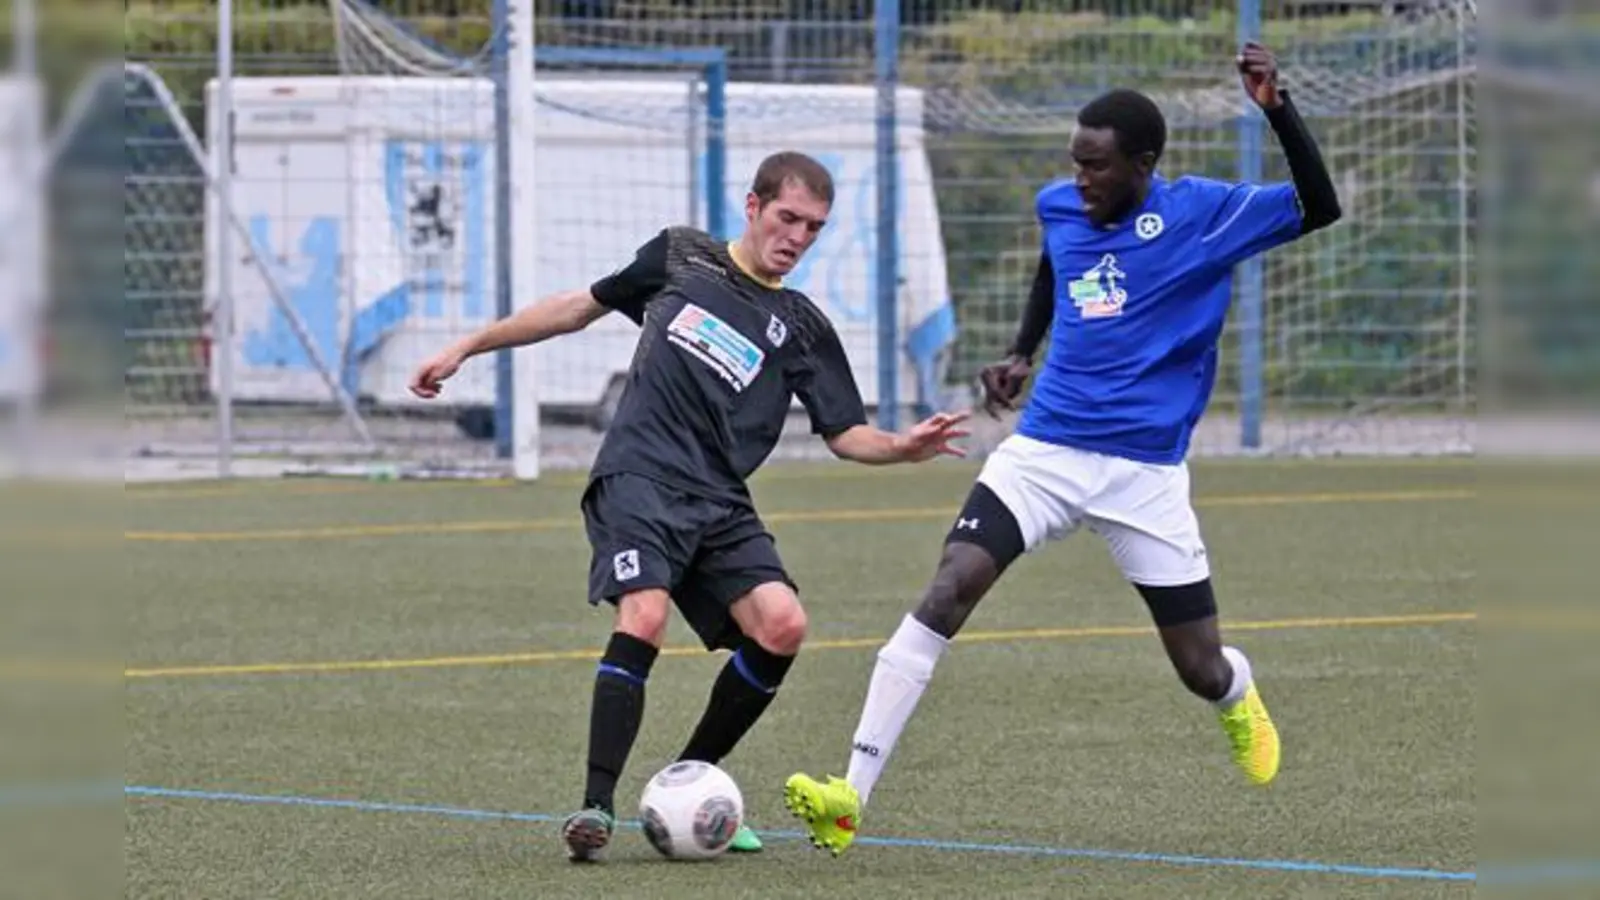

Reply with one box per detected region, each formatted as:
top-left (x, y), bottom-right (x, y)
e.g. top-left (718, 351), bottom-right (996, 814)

top-left (1237, 41), bottom-right (1342, 234)
top-left (408, 290), bottom-right (609, 399)
top-left (824, 412), bottom-right (971, 465)
top-left (410, 229), bottom-right (670, 399)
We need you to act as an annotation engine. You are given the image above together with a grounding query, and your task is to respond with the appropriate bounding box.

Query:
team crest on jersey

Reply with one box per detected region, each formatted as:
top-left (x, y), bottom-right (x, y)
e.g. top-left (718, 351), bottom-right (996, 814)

top-left (1135, 213), bottom-right (1165, 240)
top-left (666, 303), bottom-right (766, 391)
top-left (766, 315), bottom-right (788, 348)
top-left (1069, 254), bottom-right (1129, 319)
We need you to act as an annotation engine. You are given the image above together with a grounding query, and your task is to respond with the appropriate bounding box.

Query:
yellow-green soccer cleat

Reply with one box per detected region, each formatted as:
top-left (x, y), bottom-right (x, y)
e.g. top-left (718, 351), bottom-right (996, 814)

top-left (782, 773), bottom-right (860, 857)
top-left (1218, 683), bottom-right (1281, 785)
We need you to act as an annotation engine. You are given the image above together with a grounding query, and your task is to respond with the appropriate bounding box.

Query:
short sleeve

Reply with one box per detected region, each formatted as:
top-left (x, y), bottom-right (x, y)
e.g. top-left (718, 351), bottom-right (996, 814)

top-left (589, 229), bottom-right (670, 324)
top-left (790, 319), bottom-right (868, 438)
top-left (1197, 181), bottom-right (1304, 269)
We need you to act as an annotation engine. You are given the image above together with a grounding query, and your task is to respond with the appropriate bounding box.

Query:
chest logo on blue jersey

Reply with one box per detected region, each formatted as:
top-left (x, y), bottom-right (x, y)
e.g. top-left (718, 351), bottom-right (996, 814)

top-left (1135, 213), bottom-right (1165, 240)
top-left (1068, 254), bottom-right (1129, 320)
top-left (766, 315), bottom-right (788, 348)
top-left (667, 303), bottom-right (765, 391)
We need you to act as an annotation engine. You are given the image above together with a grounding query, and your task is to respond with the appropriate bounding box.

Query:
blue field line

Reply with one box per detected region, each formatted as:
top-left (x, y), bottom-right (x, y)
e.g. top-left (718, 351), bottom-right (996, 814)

top-left (125, 785), bottom-right (1475, 883)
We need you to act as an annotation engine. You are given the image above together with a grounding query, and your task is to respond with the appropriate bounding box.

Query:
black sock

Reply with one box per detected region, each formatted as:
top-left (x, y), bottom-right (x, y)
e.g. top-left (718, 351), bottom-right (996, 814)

top-left (678, 642), bottom-right (796, 765)
top-left (582, 631), bottom-right (659, 815)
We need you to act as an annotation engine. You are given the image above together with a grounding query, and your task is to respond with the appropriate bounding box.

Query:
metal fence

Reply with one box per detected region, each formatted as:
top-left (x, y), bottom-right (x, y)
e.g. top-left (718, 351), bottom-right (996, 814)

top-left (90, 0), bottom-right (1480, 477)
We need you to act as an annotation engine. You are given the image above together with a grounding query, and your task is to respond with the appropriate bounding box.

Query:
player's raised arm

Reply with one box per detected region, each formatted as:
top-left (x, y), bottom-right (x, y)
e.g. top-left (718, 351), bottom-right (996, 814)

top-left (408, 230), bottom-right (671, 399)
top-left (1237, 41), bottom-right (1342, 234)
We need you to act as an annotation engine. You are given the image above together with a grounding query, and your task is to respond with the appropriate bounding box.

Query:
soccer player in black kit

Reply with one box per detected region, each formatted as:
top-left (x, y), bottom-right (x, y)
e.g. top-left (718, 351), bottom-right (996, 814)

top-left (409, 152), bottom-right (970, 861)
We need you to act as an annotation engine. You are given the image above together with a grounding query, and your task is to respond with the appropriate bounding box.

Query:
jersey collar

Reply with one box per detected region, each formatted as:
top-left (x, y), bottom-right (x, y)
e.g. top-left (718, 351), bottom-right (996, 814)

top-left (1097, 175), bottom-right (1168, 231)
top-left (727, 241), bottom-right (784, 290)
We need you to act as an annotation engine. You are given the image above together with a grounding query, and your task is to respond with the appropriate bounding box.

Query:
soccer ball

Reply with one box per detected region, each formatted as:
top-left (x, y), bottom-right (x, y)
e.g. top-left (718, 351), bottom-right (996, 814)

top-left (638, 760), bottom-right (745, 860)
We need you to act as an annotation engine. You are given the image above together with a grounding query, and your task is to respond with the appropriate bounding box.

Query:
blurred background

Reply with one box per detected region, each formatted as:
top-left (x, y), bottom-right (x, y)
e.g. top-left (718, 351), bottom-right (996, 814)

top-left (57, 0), bottom-right (1480, 479)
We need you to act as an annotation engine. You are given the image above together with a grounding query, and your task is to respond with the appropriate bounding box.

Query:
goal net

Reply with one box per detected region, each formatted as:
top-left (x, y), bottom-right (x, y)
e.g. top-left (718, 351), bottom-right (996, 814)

top-left (121, 0), bottom-right (734, 480)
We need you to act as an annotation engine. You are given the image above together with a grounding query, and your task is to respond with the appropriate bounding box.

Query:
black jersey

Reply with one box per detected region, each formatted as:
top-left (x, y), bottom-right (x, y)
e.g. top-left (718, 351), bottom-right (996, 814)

top-left (586, 226), bottom-right (868, 505)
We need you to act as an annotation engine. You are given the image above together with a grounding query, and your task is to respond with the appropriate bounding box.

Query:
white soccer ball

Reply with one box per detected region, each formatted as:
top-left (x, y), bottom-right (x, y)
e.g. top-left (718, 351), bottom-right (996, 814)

top-left (638, 760), bottom-right (745, 860)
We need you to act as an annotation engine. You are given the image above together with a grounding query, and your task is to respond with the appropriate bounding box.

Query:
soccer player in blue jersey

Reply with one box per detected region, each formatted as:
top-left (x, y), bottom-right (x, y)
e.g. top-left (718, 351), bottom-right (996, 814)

top-left (784, 43), bottom-right (1343, 854)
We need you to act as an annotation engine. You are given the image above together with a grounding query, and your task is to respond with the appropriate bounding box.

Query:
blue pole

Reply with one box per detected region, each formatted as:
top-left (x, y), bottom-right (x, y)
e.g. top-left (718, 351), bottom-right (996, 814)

top-left (491, 0), bottom-right (514, 458)
top-left (874, 0), bottom-right (900, 432)
top-left (1237, 0), bottom-right (1264, 451)
top-left (704, 57), bottom-right (728, 240)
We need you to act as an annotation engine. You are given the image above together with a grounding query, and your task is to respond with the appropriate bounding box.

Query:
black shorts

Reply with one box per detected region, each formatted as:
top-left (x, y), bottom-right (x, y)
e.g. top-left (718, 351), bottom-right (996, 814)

top-left (581, 473), bottom-right (794, 651)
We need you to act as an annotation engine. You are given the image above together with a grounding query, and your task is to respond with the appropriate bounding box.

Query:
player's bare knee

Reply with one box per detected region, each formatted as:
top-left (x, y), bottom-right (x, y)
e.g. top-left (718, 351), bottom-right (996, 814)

top-left (614, 589), bottom-right (671, 646)
top-left (733, 584), bottom-right (808, 655)
top-left (754, 600), bottom-right (807, 655)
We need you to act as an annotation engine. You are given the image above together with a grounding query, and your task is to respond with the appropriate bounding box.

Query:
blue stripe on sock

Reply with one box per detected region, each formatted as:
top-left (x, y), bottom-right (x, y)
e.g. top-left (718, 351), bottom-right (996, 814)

top-left (730, 649), bottom-right (776, 694)
top-left (596, 662), bottom-right (645, 686)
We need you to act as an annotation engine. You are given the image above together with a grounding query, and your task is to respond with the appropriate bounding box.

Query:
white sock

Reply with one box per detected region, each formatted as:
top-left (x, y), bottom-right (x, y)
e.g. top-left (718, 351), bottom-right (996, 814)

top-left (845, 615), bottom-right (949, 807)
top-left (1215, 645), bottom-right (1253, 708)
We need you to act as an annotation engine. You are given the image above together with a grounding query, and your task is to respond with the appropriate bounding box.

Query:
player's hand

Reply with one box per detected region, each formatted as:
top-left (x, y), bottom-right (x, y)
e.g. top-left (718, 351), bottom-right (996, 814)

top-left (409, 349), bottom-right (466, 399)
top-left (1236, 41), bottom-right (1283, 110)
top-left (978, 355), bottom-right (1032, 418)
top-left (896, 411), bottom-right (971, 463)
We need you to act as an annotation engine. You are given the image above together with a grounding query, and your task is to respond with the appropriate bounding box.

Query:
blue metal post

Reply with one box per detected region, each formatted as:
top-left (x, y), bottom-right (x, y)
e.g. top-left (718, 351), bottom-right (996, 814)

top-left (491, 0), bottom-right (515, 458)
top-left (704, 57), bottom-right (728, 240)
top-left (874, 0), bottom-right (900, 431)
top-left (1237, 0), bottom-right (1265, 450)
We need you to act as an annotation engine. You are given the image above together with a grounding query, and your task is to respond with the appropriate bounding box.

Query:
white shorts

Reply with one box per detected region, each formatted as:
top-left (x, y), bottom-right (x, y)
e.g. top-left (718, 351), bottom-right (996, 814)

top-left (976, 434), bottom-right (1210, 587)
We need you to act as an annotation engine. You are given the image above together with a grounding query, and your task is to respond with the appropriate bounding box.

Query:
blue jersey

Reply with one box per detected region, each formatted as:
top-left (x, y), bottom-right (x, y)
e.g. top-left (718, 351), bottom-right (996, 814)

top-left (1016, 175), bottom-right (1304, 464)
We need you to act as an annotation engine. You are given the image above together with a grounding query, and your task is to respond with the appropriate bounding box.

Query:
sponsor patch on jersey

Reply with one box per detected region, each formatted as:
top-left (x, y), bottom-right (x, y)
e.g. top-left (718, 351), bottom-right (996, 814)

top-left (666, 303), bottom-right (765, 391)
top-left (1069, 253), bottom-right (1129, 319)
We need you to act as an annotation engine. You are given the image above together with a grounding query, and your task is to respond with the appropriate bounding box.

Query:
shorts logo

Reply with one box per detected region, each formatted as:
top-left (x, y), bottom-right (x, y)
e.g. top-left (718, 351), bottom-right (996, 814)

top-left (956, 517), bottom-right (980, 530)
top-left (667, 303), bottom-right (765, 391)
top-left (1069, 253), bottom-right (1128, 320)
top-left (766, 315), bottom-right (788, 348)
top-left (613, 549), bottom-right (641, 582)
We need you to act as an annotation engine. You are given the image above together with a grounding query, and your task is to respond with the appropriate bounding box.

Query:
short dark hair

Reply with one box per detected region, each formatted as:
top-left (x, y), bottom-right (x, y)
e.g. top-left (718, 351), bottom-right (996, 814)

top-left (751, 151), bottom-right (835, 206)
top-left (1078, 89), bottom-right (1168, 163)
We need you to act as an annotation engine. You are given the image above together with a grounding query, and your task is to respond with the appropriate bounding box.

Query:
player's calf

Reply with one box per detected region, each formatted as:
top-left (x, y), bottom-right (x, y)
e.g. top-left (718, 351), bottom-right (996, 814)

top-left (1139, 581), bottom-right (1232, 700)
top-left (678, 583), bottom-right (803, 767)
top-left (1138, 581), bottom-right (1280, 785)
top-left (568, 590), bottom-right (671, 853)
